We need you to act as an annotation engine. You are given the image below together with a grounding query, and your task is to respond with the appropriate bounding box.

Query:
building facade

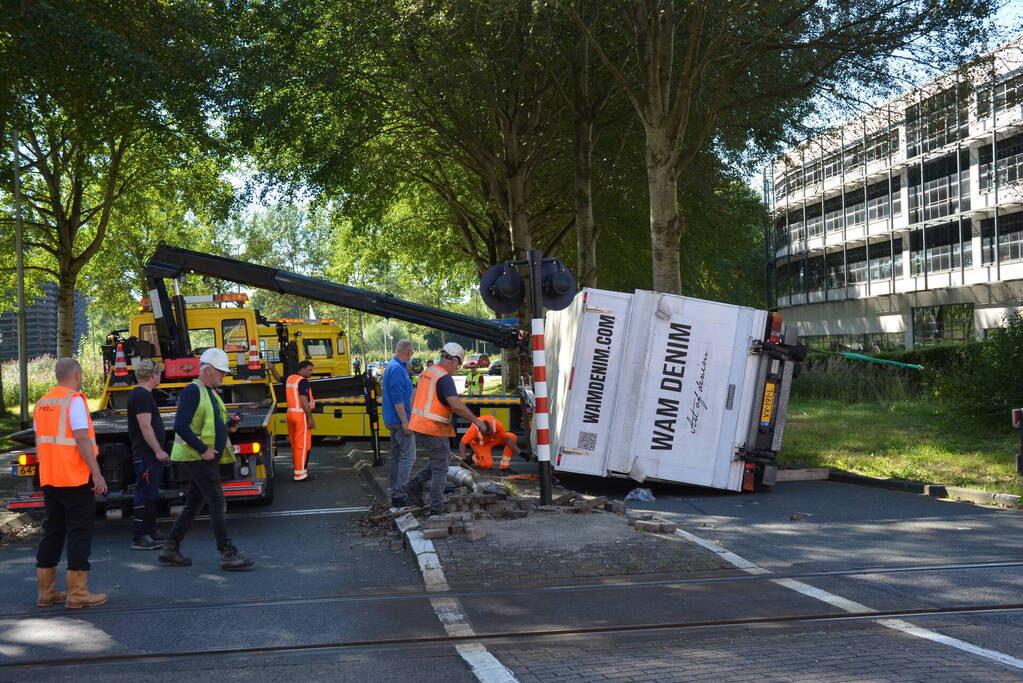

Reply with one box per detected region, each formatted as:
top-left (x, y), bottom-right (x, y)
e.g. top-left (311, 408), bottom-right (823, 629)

top-left (767, 36), bottom-right (1023, 351)
top-left (0, 282), bottom-right (88, 361)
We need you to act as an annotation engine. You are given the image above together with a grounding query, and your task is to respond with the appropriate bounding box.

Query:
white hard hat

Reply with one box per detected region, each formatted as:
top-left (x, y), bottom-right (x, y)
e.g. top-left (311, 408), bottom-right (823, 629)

top-left (199, 347), bottom-right (232, 373)
top-left (441, 342), bottom-right (465, 364)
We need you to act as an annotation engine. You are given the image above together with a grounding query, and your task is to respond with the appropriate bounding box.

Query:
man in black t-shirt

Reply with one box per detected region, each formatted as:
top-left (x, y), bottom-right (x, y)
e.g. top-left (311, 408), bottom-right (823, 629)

top-left (126, 359), bottom-right (169, 550)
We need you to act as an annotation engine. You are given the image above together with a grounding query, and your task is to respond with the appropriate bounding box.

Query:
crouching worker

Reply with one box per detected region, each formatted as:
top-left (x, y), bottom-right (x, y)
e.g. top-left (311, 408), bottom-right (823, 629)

top-left (159, 348), bottom-right (254, 571)
top-left (34, 358), bottom-right (109, 609)
top-left (459, 415), bottom-right (521, 470)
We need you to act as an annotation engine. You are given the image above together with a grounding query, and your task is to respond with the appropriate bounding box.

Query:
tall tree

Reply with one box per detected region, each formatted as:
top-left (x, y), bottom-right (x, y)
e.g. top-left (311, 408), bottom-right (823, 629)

top-left (0, 1), bottom-right (231, 354)
top-left (564, 0), bottom-right (997, 294)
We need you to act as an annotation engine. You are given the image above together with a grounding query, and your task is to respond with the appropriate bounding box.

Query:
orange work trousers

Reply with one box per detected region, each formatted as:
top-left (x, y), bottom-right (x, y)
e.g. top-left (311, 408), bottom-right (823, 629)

top-left (470, 432), bottom-right (517, 470)
top-left (288, 414), bottom-right (312, 480)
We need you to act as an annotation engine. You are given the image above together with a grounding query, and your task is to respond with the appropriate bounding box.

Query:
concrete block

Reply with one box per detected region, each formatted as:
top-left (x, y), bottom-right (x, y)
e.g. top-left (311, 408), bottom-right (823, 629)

top-left (659, 521), bottom-right (677, 533)
top-left (640, 512), bottom-right (654, 520)
top-left (465, 525), bottom-right (487, 542)
top-left (626, 517), bottom-right (637, 526)
top-left (572, 500), bottom-right (588, 510)
top-left (611, 500), bottom-right (627, 514)
top-left (553, 492), bottom-right (578, 506)
top-left (634, 520), bottom-right (661, 532)
top-left (450, 524), bottom-right (465, 534)
top-left (483, 501), bottom-right (507, 511)
top-left (475, 494), bottom-right (498, 504)
top-left (625, 510), bottom-right (643, 520)
top-left (535, 505), bottom-right (560, 512)
top-left (423, 527), bottom-right (450, 539)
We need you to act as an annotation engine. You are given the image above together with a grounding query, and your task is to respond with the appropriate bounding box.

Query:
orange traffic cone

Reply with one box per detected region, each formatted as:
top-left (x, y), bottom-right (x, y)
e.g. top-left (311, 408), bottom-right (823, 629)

top-left (113, 344), bottom-right (129, 376)
top-left (247, 339), bottom-right (261, 371)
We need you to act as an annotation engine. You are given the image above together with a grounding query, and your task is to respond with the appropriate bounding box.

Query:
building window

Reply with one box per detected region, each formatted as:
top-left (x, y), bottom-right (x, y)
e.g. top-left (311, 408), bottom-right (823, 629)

top-left (909, 220), bottom-right (972, 274)
top-left (824, 195), bottom-right (844, 233)
top-left (844, 187), bottom-right (865, 227)
top-left (868, 238), bottom-right (904, 280)
top-left (912, 303), bottom-right (974, 346)
top-left (864, 129), bottom-right (899, 163)
top-left (806, 159), bottom-right (823, 186)
top-left (866, 176), bottom-right (902, 222)
top-left (907, 151), bottom-right (969, 223)
top-left (977, 72), bottom-right (1023, 118)
top-left (846, 246), bottom-right (868, 283)
top-left (905, 82), bottom-right (970, 158)
top-left (978, 133), bottom-right (1023, 193)
top-left (981, 211), bottom-right (1023, 264)
top-left (805, 203), bottom-right (823, 237)
top-left (825, 251), bottom-right (846, 288)
top-left (843, 142), bottom-right (864, 172)
top-left (823, 153), bottom-right (842, 180)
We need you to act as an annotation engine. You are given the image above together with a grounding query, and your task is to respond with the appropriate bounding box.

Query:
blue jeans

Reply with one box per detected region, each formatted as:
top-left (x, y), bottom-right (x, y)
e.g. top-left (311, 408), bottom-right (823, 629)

top-left (407, 434), bottom-right (450, 514)
top-left (132, 455), bottom-right (164, 538)
top-left (386, 423), bottom-right (416, 503)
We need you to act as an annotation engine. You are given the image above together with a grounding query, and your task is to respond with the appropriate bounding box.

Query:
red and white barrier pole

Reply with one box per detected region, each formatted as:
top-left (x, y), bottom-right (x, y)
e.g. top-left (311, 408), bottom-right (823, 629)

top-left (527, 249), bottom-right (553, 505)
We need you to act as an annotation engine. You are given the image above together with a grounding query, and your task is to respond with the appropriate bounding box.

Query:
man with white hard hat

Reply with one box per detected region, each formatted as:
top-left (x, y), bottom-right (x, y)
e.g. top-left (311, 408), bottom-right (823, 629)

top-left (401, 342), bottom-right (491, 515)
top-left (159, 348), bottom-right (255, 571)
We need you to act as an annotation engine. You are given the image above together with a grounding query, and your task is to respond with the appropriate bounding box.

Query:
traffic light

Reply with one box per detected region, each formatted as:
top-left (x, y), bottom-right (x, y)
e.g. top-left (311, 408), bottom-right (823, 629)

top-left (480, 263), bottom-right (525, 314)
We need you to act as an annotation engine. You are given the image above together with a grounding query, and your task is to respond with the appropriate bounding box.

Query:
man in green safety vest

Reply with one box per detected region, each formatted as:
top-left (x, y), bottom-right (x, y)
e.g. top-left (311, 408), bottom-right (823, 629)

top-left (158, 348), bottom-right (255, 571)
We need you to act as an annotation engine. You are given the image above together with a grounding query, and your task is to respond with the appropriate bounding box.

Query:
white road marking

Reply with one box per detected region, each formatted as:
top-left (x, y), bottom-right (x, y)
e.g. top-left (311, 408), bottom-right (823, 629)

top-left (396, 512), bottom-right (517, 682)
top-left (675, 527), bottom-right (1023, 672)
top-left (155, 506), bottom-right (368, 522)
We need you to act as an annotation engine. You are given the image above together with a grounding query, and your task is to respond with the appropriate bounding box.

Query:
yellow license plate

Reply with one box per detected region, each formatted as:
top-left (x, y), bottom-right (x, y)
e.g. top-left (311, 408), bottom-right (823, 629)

top-left (17, 464), bottom-right (37, 477)
top-left (759, 383), bottom-right (776, 426)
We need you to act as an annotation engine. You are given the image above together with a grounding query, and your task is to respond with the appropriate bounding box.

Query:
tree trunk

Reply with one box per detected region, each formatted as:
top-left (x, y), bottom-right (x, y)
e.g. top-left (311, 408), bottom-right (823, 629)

top-left (574, 116), bottom-right (597, 288)
top-left (0, 358), bottom-right (6, 415)
top-left (574, 30), bottom-right (598, 289)
top-left (56, 278), bottom-right (78, 357)
top-left (645, 127), bottom-right (683, 294)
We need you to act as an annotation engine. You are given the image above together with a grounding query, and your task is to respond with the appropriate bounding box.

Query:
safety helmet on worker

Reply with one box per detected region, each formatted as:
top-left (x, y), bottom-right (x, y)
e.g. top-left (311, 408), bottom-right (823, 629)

top-left (440, 342), bottom-right (465, 365)
top-left (199, 347), bottom-right (232, 373)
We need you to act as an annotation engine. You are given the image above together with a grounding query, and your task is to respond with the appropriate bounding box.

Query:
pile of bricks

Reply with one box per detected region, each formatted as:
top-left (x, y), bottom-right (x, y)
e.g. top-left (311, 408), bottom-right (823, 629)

top-left (626, 510), bottom-right (677, 533)
top-left (441, 487), bottom-right (536, 521)
top-left (421, 513), bottom-right (487, 542)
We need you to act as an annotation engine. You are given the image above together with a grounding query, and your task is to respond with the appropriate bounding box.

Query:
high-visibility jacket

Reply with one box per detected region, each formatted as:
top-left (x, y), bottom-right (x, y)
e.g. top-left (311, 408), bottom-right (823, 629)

top-left (409, 365), bottom-right (455, 437)
top-left (34, 386), bottom-right (96, 487)
top-left (171, 380), bottom-right (233, 463)
top-left (286, 374), bottom-right (315, 417)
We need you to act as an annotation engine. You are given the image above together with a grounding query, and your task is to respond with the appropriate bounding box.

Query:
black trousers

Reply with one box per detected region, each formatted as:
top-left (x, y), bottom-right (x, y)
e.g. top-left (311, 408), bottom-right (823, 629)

top-left (37, 483), bottom-right (95, 571)
top-left (169, 459), bottom-right (231, 550)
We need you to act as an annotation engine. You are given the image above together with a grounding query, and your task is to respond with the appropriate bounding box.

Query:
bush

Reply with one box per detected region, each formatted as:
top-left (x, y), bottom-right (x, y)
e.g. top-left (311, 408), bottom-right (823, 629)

top-left (2, 348), bottom-right (106, 409)
top-left (793, 354), bottom-right (925, 403)
top-left (934, 313), bottom-right (1023, 426)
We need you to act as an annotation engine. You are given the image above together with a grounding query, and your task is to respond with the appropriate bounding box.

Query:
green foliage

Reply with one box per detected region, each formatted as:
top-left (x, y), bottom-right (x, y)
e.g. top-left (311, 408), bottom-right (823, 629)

top-left (793, 355), bottom-right (924, 403)
top-left (932, 314), bottom-right (1023, 427)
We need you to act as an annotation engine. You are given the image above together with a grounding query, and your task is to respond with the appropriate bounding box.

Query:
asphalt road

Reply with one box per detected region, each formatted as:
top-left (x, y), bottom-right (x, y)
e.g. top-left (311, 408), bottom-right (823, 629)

top-left (1, 442), bottom-right (1022, 681)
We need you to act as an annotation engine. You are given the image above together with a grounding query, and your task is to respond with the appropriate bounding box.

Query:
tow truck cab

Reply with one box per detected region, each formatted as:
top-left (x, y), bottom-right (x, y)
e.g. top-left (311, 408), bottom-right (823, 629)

top-left (257, 319), bottom-right (352, 379)
top-left (6, 295), bottom-right (279, 514)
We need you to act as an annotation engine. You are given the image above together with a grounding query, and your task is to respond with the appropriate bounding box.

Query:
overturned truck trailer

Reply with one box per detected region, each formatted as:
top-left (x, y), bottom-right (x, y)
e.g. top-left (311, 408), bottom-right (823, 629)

top-left (545, 289), bottom-right (805, 492)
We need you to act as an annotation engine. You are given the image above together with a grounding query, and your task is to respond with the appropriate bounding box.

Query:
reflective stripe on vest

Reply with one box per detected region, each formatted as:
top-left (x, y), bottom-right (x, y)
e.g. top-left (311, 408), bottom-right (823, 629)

top-left (409, 365), bottom-right (454, 437)
top-left (286, 374), bottom-right (314, 414)
top-left (34, 386), bottom-right (96, 487)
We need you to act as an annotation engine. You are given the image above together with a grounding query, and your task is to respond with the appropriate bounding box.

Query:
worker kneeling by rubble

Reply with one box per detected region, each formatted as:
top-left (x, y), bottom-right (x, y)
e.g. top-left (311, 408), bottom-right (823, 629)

top-left (459, 414), bottom-right (526, 471)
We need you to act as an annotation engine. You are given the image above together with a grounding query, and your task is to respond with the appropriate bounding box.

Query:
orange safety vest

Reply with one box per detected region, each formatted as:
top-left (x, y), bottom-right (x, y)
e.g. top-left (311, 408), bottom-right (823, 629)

top-left (285, 374), bottom-right (315, 417)
top-left (33, 386), bottom-right (96, 487)
top-left (409, 365), bottom-right (455, 437)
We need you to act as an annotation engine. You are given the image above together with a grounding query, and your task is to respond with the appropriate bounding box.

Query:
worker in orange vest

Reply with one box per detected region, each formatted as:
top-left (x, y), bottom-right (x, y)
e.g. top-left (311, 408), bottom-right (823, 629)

top-left (459, 414), bottom-right (521, 470)
top-left (401, 343), bottom-right (491, 514)
top-left (286, 360), bottom-right (316, 481)
top-left (33, 357), bottom-right (109, 609)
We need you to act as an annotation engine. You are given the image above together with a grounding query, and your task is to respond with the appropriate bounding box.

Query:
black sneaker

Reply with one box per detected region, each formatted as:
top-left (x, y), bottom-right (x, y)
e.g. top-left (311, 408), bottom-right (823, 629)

top-left (401, 484), bottom-right (425, 508)
top-left (132, 534), bottom-right (163, 550)
top-left (159, 541), bottom-right (192, 566)
top-left (391, 497), bottom-right (409, 509)
top-left (220, 545), bottom-right (255, 571)
top-left (147, 529), bottom-right (168, 542)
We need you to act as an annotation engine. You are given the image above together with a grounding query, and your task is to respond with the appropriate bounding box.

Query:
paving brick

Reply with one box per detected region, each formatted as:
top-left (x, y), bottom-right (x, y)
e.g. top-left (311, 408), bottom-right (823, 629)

top-left (422, 527), bottom-right (449, 539)
top-left (634, 519), bottom-right (661, 532)
top-left (464, 524), bottom-right (486, 542)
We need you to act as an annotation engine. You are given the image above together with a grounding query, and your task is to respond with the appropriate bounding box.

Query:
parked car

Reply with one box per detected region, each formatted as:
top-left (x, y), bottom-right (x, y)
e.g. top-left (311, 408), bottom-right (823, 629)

top-left (464, 354), bottom-right (490, 369)
top-left (488, 359), bottom-right (502, 375)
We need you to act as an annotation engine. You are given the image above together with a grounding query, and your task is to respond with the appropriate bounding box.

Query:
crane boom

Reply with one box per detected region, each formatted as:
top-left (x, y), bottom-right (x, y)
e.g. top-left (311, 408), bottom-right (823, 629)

top-left (143, 245), bottom-right (519, 359)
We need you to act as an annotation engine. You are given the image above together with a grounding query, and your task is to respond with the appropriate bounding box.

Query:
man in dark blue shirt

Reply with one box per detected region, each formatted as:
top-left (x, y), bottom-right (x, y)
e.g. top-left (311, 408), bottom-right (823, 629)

top-left (382, 339), bottom-right (415, 507)
top-left (126, 359), bottom-right (168, 550)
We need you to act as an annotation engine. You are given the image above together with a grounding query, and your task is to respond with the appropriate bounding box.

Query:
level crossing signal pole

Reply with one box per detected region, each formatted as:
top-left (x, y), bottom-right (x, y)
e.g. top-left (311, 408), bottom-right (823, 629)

top-left (480, 251), bottom-right (575, 506)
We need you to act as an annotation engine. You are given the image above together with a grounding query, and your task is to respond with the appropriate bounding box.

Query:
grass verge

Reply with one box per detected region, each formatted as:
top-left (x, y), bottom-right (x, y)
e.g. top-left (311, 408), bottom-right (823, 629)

top-left (780, 398), bottom-right (1023, 497)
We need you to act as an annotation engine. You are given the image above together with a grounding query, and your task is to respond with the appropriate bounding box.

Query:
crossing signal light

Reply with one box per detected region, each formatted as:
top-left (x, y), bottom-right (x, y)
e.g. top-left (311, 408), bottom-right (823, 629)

top-left (539, 259), bottom-right (575, 311)
top-left (480, 264), bottom-right (525, 314)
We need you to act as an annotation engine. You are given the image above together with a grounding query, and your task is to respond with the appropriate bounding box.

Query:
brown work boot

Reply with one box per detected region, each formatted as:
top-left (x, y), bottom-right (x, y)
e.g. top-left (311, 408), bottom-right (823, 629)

top-left (65, 570), bottom-right (108, 609)
top-left (35, 567), bottom-right (66, 607)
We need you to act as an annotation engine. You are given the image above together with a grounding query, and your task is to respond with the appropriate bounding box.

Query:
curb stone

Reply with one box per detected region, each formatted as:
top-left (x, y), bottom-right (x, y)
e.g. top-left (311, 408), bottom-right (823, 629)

top-left (791, 468), bottom-right (1023, 508)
